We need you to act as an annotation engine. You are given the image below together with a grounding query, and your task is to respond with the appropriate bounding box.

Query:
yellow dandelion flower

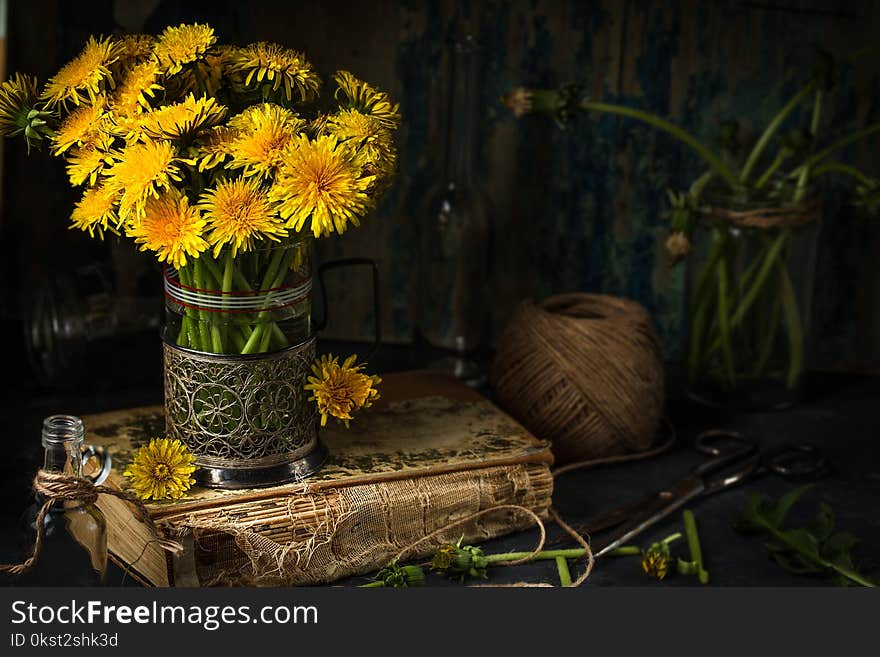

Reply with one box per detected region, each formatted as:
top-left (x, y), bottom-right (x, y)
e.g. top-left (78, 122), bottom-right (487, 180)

top-left (125, 94), bottom-right (227, 141)
top-left (0, 73), bottom-right (39, 137)
top-left (333, 70), bottom-right (400, 130)
top-left (69, 184), bottom-right (120, 238)
top-left (111, 61), bottom-right (164, 116)
top-left (152, 23), bottom-right (216, 76)
top-left (269, 134), bottom-right (374, 238)
top-left (304, 354), bottom-right (381, 428)
top-left (123, 437), bottom-right (196, 501)
top-left (103, 139), bottom-right (186, 221)
top-left (227, 42), bottom-right (321, 102)
top-left (226, 103), bottom-right (304, 178)
top-left (199, 177), bottom-right (287, 257)
top-left (51, 99), bottom-right (111, 154)
top-left (41, 36), bottom-right (118, 108)
top-left (65, 145), bottom-right (115, 186)
top-left (113, 34), bottom-right (156, 64)
top-left (326, 108), bottom-right (396, 176)
top-left (126, 188), bottom-right (208, 268)
top-left (194, 125), bottom-right (238, 171)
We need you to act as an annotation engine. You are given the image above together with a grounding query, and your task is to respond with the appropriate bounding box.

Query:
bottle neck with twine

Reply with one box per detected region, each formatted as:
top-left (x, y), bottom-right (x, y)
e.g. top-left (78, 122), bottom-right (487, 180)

top-left (1, 416), bottom-right (182, 578)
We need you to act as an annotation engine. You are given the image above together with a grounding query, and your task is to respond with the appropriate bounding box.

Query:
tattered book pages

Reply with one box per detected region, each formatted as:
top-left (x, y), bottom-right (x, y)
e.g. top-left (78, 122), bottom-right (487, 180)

top-left (85, 370), bottom-right (553, 586)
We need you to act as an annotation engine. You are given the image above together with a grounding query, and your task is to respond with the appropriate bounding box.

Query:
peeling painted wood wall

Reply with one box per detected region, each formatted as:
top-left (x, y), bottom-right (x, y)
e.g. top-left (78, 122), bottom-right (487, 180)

top-left (5, 0), bottom-right (880, 372)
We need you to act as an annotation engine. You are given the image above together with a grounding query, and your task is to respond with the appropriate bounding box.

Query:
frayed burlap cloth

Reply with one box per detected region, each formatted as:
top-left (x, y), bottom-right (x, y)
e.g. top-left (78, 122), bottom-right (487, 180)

top-left (165, 462), bottom-right (553, 586)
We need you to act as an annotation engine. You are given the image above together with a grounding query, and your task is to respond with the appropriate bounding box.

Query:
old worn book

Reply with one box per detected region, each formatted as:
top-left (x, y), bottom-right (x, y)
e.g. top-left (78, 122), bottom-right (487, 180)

top-left (86, 370), bottom-right (554, 586)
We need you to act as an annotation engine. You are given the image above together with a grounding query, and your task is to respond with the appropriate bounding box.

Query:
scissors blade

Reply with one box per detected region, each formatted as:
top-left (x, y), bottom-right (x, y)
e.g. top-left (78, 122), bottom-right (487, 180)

top-left (592, 476), bottom-right (705, 559)
top-left (576, 493), bottom-right (676, 535)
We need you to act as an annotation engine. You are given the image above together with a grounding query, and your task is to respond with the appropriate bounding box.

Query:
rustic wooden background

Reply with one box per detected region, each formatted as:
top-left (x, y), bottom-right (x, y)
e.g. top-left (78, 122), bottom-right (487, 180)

top-left (3, 0), bottom-right (879, 375)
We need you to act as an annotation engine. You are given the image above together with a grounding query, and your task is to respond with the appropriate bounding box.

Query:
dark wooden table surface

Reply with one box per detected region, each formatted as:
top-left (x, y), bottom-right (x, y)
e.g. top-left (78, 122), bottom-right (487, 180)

top-left (1, 337), bottom-right (878, 588)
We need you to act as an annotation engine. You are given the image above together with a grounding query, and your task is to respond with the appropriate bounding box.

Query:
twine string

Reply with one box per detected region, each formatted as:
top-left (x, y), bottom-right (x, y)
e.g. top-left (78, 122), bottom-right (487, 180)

top-left (391, 421), bottom-right (674, 587)
top-left (0, 470), bottom-right (183, 577)
top-left (708, 198), bottom-right (819, 229)
top-left (492, 294), bottom-right (666, 464)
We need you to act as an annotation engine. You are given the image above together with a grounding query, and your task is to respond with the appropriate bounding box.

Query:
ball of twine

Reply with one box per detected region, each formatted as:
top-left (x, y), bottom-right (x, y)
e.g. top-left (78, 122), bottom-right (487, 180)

top-left (491, 293), bottom-right (665, 463)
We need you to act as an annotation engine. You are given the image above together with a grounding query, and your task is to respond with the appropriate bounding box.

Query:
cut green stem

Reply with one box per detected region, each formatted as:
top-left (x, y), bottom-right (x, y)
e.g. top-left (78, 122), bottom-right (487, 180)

top-left (579, 101), bottom-right (739, 188)
top-left (556, 556), bottom-right (573, 587)
top-left (740, 82), bottom-right (814, 184)
top-left (682, 510), bottom-right (709, 584)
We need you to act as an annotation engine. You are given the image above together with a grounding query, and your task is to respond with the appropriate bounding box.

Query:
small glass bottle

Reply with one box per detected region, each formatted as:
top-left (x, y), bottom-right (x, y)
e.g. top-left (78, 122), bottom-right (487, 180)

top-left (417, 30), bottom-right (493, 384)
top-left (15, 416), bottom-right (108, 585)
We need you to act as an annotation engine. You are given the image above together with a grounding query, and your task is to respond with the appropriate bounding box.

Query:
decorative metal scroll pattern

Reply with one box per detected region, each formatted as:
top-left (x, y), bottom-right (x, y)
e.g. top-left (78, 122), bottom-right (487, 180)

top-left (163, 339), bottom-right (318, 466)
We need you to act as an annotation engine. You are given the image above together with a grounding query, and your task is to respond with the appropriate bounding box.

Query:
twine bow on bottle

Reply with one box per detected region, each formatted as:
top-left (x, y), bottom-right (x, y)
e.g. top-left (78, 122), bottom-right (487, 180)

top-left (0, 470), bottom-right (183, 576)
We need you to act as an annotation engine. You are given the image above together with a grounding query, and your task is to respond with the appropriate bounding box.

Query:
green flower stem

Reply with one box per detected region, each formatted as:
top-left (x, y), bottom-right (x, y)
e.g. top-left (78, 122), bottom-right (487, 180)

top-left (193, 258), bottom-right (224, 353)
top-left (752, 285), bottom-right (782, 378)
top-left (555, 556), bottom-right (573, 587)
top-left (702, 230), bottom-right (789, 362)
top-left (716, 254), bottom-right (736, 386)
top-left (810, 161), bottom-right (872, 185)
top-left (359, 581), bottom-right (386, 588)
top-left (241, 246), bottom-right (296, 355)
top-left (180, 265), bottom-right (210, 351)
top-left (174, 267), bottom-right (195, 348)
top-left (682, 510), bottom-right (709, 584)
top-left (484, 548), bottom-right (590, 564)
top-left (688, 228), bottom-right (726, 381)
top-left (740, 82), bottom-right (814, 184)
top-left (736, 241), bottom-right (765, 300)
top-left (794, 122), bottom-right (880, 176)
top-left (222, 250), bottom-right (235, 347)
top-left (778, 261), bottom-right (804, 388)
top-left (199, 253), bottom-right (289, 350)
top-left (689, 170), bottom-right (714, 199)
top-left (579, 101), bottom-right (739, 188)
top-left (793, 88), bottom-right (824, 202)
top-left (607, 546), bottom-right (642, 556)
top-left (755, 150), bottom-right (789, 190)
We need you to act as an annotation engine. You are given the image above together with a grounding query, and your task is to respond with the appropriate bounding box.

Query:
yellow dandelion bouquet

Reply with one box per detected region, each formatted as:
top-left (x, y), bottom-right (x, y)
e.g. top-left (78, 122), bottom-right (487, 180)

top-left (1, 24), bottom-right (394, 486)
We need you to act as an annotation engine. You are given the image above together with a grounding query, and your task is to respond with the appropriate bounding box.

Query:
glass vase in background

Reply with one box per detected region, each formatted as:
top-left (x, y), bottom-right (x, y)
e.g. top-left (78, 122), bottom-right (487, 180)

top-left (16, 415), bottom-right (110, 586)
top-left (418, 31), bottom-right (493, 385)
top-left (684, 184), bottom-right (821, 410)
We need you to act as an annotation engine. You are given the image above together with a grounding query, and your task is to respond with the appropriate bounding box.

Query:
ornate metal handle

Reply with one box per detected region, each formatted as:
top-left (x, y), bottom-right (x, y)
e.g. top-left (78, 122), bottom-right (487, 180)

top-left (81, 444), bottom-right (112, 485)
top-left (313, 258), bottom-right (382, 361)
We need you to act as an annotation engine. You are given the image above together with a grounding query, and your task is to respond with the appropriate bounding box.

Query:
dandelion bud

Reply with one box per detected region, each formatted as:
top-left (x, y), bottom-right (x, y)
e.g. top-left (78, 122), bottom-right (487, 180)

top-left (665, 232), bottom-right (692, 263)
top-left (375, 560), bottom-right (426, 588)
top-left (500, 87), bottom-right (534, 118)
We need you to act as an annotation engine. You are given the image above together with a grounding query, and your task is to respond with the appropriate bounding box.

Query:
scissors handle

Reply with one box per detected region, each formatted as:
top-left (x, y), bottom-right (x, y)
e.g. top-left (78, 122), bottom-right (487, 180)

top-left (763, 443), bottom-right (830, 480)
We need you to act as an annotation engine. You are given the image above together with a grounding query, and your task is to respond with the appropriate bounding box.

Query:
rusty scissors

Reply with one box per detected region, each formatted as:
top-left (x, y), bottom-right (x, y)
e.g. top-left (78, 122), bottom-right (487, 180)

top-left (563, 430), bottom-right (830, 557)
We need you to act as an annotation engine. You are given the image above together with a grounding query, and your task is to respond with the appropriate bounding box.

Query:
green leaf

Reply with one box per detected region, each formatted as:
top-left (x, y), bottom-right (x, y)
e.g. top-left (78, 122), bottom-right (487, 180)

top-left (808, 503), bottom-right (835, 542)
top-left (779, 528), bottom-right (821, 560)
top-left (735, 488), bottom-right (876, 587)
top-left (770, 550), bottom-right (822, 575)
top-left (733, 493), bottom-right (766, 534)
top-left (769, 486), bottom-right (811, 527)
top-left (822, 531), bottom-right (859, 571)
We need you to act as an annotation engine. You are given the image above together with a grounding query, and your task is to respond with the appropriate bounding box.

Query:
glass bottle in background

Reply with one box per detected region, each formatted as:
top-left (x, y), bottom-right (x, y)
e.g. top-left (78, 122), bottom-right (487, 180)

top-left (418, 32), bottom-right (493, 385)
top-left (15, 415), bottom-right (108, 585)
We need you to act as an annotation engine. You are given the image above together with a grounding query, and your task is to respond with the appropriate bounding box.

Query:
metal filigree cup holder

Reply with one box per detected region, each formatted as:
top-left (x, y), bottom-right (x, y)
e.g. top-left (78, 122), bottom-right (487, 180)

top-left (163, 337), bottom-right (325, 489)
top-left (162, 238), bottom-right (327, 489)
top-left (161, 243), bottom-right (380, 489)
